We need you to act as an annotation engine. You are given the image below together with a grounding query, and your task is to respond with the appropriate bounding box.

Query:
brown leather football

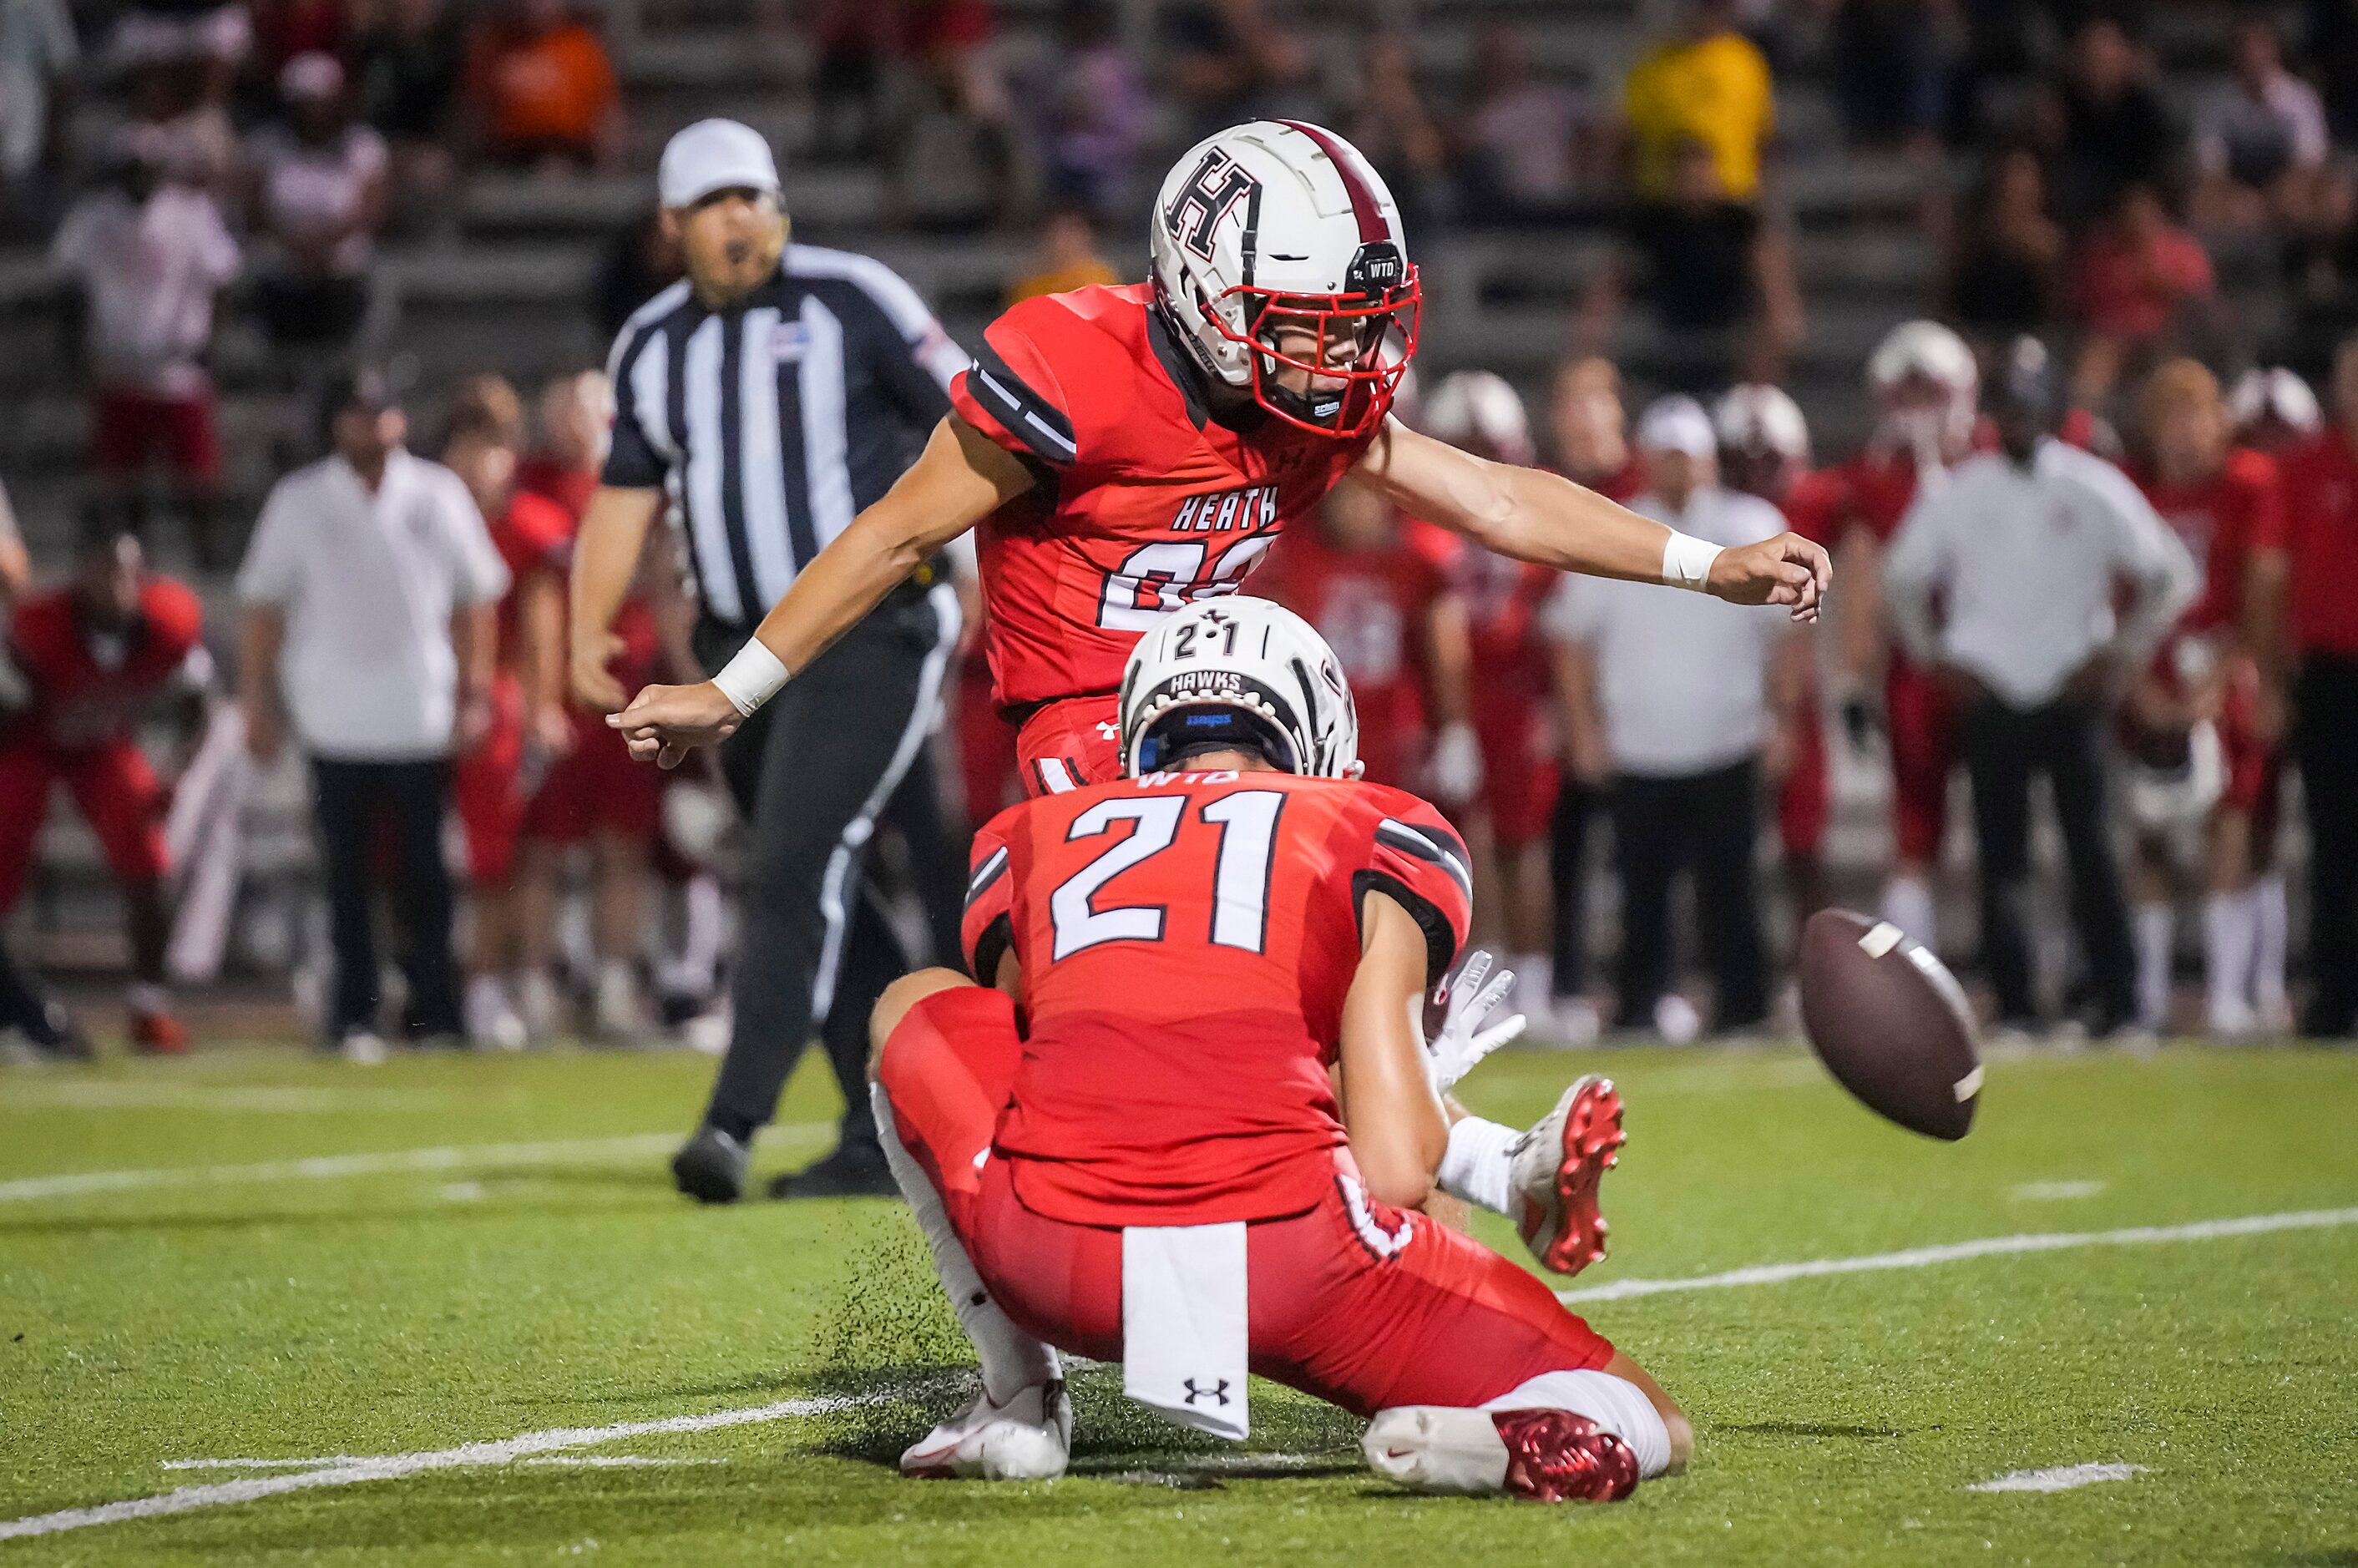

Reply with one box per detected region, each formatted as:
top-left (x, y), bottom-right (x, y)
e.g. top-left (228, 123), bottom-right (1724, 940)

top-left (1797, 908), bottom-right (1982, 1141)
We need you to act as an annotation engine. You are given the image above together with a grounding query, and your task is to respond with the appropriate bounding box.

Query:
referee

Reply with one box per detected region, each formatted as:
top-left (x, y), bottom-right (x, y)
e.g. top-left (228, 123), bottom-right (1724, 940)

top-left (570, 120), bottom-right (966, 1202)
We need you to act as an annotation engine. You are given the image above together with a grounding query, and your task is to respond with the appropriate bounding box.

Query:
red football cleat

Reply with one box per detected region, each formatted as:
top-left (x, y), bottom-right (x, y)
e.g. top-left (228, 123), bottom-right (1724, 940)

top-left (1364, 1406), bottom-right (1640, 1502)
top-left (1509, 1074), bottom-right (1626, 1276)
top-left (130, 1008), bottom-right (190, 1055)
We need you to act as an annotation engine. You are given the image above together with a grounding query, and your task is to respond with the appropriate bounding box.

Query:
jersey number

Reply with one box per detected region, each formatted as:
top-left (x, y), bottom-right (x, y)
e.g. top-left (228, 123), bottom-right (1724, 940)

top-left (1097, 534), bottom-right (1277, 631)
top-left (1050, 792), bottom-right (1287, 960)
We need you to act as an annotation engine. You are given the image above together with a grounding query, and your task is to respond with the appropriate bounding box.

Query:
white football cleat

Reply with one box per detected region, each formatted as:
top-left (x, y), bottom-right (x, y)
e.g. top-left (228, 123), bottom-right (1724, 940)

top-left (900, 1378), bottom-right (1070, 1481)
top-left (1507, 1075), bottom-right (1626, 1276)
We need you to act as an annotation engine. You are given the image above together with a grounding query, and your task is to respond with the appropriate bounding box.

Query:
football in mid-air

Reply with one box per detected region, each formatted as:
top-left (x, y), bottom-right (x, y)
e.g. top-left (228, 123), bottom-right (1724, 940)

top-left (1797, 908), bottom-right (1981, 1141)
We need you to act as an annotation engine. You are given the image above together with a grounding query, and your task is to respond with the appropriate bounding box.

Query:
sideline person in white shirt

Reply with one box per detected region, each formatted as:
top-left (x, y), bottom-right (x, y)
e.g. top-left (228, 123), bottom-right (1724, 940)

top-left (235, 367), bottom-right (509, 1059)
top-left (1546, 396), bottom-right (1806, 1042)
top-left (1881, 337), bottom-right (2198, 1036)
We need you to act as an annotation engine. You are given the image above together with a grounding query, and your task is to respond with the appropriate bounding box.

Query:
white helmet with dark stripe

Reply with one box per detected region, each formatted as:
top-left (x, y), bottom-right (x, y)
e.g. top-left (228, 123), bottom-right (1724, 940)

top-left (1149, 119), bottom-right (1419, 439)
top-left (1119, 595), bottom-right (1361, 779)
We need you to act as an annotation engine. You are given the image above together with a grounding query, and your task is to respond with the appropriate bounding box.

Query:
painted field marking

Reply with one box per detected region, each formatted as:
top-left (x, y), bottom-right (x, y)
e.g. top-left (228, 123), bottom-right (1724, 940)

top-left (2, 1392), bottom-right (903, 1541)
top-left (1560, 1206), bottom-right (2358, 1304)
top-left (1970, 1463), bottom-right (2148, 1493)
top-left (2011, 1180), bottom-right (2107, 1202)
top-left (0, 1125), bottom-right (831, 1205)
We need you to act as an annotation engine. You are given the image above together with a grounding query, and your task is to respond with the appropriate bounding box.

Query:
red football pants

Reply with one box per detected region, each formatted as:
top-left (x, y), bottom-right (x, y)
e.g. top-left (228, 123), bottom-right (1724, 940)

top-left (0, 739), bottom-right (170, 909)
top-left (878, 986), bottom-right (1616, 1418)
top-left (1014, 695), bottom-right (1123, 798)
top-left (1886, 660), bottom-right (1956, 867)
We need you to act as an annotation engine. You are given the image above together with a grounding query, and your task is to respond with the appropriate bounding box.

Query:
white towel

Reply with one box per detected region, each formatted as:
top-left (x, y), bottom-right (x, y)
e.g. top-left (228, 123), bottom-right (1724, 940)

top-left (1121, 1222), bottom-right (1250, 1440)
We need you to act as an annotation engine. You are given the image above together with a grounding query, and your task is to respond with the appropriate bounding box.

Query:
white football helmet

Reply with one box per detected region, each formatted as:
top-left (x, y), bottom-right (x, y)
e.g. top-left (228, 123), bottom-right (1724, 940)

top-left (1119, 596), bottom-right (1361, 779)
top-left (1419, 370), bottom-right (1535, 464)
top-left (1150, 120), bottom-right (1419, 439)
top-left (2228, 367), bottom-right (2322, 442)
top-left (1868, 319), bottom-right (1980, 456)
top-left (1714, 382), bottom-right (1811, 463)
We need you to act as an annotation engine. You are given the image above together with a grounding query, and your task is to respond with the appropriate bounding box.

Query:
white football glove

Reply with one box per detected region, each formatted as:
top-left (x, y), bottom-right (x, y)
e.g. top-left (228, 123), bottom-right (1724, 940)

top-left (1429, 721), bottom-right (1484, 805)
top-left (1424, 948), bottom-right (1526, 1095)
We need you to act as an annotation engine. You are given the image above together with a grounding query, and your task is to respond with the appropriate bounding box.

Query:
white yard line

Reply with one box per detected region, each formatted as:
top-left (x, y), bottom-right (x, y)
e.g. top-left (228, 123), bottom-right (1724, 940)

top-left (2, 1393), bottom-right (893, 1541)
top-left (2010, 1180), bottom-right (2108, 1202)
top-left (0, 1125), bottom-right (831, 1204)
top-left (1560, 1206), bottom-right (2358, 1304)
top-left (1969, 1463), bottom-right (2148, 1493)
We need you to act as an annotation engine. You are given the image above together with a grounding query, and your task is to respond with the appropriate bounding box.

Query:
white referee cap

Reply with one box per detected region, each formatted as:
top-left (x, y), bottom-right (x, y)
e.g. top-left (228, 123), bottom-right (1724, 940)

top-left (659, 119), bottom-right (782, 210)
top-left (1635, 395), bottom-right (1718, 458)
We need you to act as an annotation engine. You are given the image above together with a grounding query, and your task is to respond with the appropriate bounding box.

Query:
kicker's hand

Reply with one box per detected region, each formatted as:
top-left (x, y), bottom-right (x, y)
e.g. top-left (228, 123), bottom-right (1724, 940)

top-left (1425, 948), bottom-right (1525, 1095)
top-left (1708, 532), bottom-right (1833, 623)
top-left (608, 680), bottom-right (742, 770)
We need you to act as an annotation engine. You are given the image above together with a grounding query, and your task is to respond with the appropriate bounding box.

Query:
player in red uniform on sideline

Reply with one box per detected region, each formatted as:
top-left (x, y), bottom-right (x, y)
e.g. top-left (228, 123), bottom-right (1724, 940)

top-left (2122, 361), bottom-right (2290, 1034)
top-left (1717, 384), bottom-right (1829, 933)
top-left (0, 530), bottom-right (210, 1054)
top-left (1406, 371), bottom-right (1567, 1028)
top-left (1791, 321), bottom-right (1981, 951)
top-left (599, 120), bottom-right (1828, 783)
top-left (1258, 474), bottom-right (1467, 793)
top-left (867, 596), bottom-right (1688, 1499)
top-left (443, 379), bottom-right (578, 1049)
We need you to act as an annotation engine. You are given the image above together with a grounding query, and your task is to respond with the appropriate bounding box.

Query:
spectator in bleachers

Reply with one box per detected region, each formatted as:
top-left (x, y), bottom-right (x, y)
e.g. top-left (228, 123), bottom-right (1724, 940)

top-left (1882, 337), bottom-right (2197, 1037)
top-left (1007, 206), bottom-right (1116, 304)
top-left (1546, 394), bottom-right (1801, 1041)
top-left (2034, 13), bottom-right (2177, 226)
top-left (2069, 181), bottom-right (2219, 402)
top-left (1028, 0), bottom-right (1145, 222)
top-left (2267, 333), bottom-right (2358, 1039)
top-left (119, 14), bottom-right (240, 199)
top-left (1579, 135), bottom-right (1804, 390)
top-left (246, 52), bottom-right (388, 357)
top-left (0, 0), bottom-right (77, 220)
top-left (2190, 13), bottom-right (2342, 246)
top-left (52, 127), bottom-right (240, 568)
top-left (1456, 23), bottom-right (1598, 229)
top-left (1828, 0), bottom-right (1960, 152)
top-left (1946, 145), bottom-right (2066, 351)
top-left (1621, 0), bottom-right (1775, 205)
top-left (463, 0), bottom-right (620, 172)
top-left (235, 367), bottom-right (509, 1061)
top-left (246, 0), bottom-right (345, 93)
top-left (352, 0), bottom-right (467, 233)
top-left (811, 0), bottom-right (895, 160)
top-left (2308, 0), bottom-right (2358, 146)
top-left (1336, 33), bottom-right (1449, 229)
top-left (890, 0), bottom-right (1018, 233)
top-left (1163, 0), bottom-right (1315, 144)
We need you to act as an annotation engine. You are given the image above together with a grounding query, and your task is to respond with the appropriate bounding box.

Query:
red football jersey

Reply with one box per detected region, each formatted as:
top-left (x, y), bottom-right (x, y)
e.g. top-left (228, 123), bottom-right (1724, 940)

top-left (1258, 527), bottom-right (1445, 791)
top-left (964, 768), bottom-right (1472, 1227)
top-left (2272, 430), bottom-right (2358, 656)
top-left (1404, 519), bottom-right (1555, 707)
top-left (6, 579), bottom-right (203, 751)
top-left (2131, 448), bottom-right (2280, 640)
top-left (488, 490), bottom-right (575, 668)
top-left (949, 284), bottom-right (1378, 713)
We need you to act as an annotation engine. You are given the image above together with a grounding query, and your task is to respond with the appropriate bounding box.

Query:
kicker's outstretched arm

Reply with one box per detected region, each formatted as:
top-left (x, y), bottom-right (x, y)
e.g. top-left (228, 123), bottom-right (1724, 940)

top-left (1354, 418), bottom-right (1832, 621)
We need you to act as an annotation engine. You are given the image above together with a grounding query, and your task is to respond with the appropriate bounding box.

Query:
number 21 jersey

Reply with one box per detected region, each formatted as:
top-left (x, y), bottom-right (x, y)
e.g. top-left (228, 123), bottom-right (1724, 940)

top-left (962, 769), bottom-right (1471, 1227)
top-left (949, 283), bottom-right (1378, 714)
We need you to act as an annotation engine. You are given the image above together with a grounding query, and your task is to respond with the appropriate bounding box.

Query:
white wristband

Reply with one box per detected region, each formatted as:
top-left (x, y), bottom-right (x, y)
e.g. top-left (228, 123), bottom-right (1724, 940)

top-left (1662, 530), bottom-right (1723, 593)
top-left (711, 639), bottom-right (790, 716)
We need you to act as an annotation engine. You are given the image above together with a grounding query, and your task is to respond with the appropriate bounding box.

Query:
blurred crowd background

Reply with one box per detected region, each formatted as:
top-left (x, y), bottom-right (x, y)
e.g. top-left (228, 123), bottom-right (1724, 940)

top-left (3, 0), bottom-right (2355, 1058)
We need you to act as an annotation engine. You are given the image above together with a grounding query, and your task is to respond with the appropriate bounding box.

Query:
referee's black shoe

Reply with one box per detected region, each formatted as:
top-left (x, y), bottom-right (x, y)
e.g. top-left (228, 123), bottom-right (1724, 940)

top-left (769, 1140), bottom-right (894, 1200)
top-left (671, 1125), bottom-right (750, 1203)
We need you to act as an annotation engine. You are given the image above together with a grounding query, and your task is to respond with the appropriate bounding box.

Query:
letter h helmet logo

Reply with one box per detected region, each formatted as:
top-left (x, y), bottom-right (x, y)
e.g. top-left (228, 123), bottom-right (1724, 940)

top-left (1165, 150), bottom-right (1260, 262)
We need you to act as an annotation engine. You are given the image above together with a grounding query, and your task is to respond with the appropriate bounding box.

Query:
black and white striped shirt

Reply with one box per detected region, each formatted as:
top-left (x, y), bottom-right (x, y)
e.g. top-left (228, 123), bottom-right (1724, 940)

top-left (602, 245), bottom-right (969, 628)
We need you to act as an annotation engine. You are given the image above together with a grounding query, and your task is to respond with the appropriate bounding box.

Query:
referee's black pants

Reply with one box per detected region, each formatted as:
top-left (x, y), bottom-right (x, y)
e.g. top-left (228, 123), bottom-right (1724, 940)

top-left (695, 583), bottom-right (959, 1150)
top-left (1957, 693), bottom-right (2136, 1029)
top-left (1611, 757), bottom-right (1770, 1031)
top-left (2295, 653), bottom-right (2358, 1038)
top-left (308, 756), bottom-right (463, 1040)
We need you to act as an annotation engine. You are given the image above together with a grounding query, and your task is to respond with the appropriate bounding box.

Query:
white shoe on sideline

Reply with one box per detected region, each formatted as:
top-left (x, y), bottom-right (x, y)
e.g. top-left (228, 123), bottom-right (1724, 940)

top-left (1652, 994), bottom-right (1702, 1044)
top-left (900, 1379), bottom-right (1071, 1481)
top-left (593, 964), bottom-right (643, 1042)
top-left (336, 1030), bottom-right (388, 1066)
top-left (465, 975), bottom-right (527, 1052)
top-left (518, 970), bottom-right (564, 1041)
top-left (1549, 996), bottom-right (1602, 1047)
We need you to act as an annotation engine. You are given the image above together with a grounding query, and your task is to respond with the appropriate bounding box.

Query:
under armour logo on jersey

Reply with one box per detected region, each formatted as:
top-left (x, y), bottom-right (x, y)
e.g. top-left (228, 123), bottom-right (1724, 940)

top-left (1182, 1378), bottom-right (1232, 1407)
top-left (1094, 721), bottom-right (1121, 741)
top-left (1171, 485), bottom-right (1278, 534)
top-left (1164, 149), bottom-right (1261, 262)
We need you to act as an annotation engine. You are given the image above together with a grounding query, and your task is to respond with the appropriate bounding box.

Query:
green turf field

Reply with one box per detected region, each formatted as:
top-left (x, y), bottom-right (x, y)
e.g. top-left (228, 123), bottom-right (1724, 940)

top-left (3, 1039), bottom-right (2353, 1565)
